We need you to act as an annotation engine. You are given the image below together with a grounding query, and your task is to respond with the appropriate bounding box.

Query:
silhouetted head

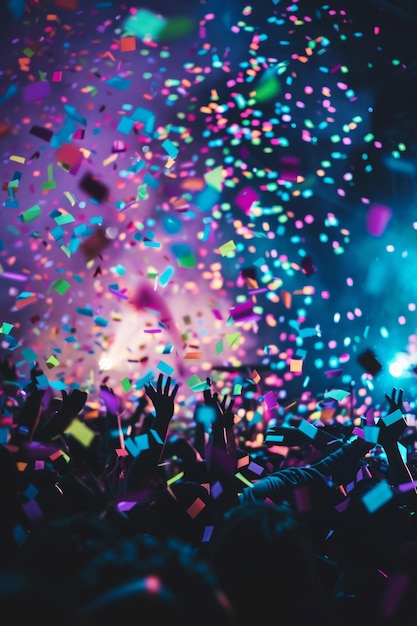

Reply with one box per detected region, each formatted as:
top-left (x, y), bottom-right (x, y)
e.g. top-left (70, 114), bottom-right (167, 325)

top-left (209, 500), bottom-right (330, 626)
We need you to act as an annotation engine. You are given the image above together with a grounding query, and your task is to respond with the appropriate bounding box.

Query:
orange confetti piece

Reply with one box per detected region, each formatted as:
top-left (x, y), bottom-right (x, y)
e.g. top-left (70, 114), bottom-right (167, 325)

top-left (120, 36), bottom-right (136, 52)
top-left (282, 290), bottom-right (292, 309)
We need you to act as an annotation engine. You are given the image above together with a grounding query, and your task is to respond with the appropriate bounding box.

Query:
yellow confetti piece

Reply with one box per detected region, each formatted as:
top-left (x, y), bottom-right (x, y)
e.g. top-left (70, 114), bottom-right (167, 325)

top-left (167, 471), bottom-right (184, 486)
top-left (64, 418), bottom-right (95, 447)
top-left (165, 156), bottom-right (176, 169)
top-left (226, 332), bottom-right (240, 347)
top-left (45, 355), bottom-right (60, 369)
top-left (10, 155), bottom-right (26, 164)
top-left (103, 153), bottom-right (118, 167)
top-left (204, 165), bottom-right (224, 190)
top-left (219, 240), bottom-right (236, 256)
top-left (64, 191), bottom-right (76, 205)
top-left (290, 359), bottom-right (303, 373)
top-left (235, 472), bottom-right (253, 488)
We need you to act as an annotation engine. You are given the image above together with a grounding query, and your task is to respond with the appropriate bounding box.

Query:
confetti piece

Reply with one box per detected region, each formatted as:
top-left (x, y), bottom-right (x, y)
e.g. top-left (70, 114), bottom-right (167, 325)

top-left (49, 278), bottom-right (70, 295)
top-left (381, 408), bottom-right (404, 427)
top-left (324, 389), bottom-right (350, 402)
top-left (120, 36), bottom-right (136, 52)
top-left (186, 497), bottom-right (206, 519)
top-left (298, 419), bottom-right (318, 440)
top-left (0, 322), bottom-right (14, 334)
top-left (204, 166), bottom-right (224, 191)
top-left (362, 479), bottom-right (394, 514)
top-left (64, 418), bottom-right (95, 447)
top-left (56, 143), bottom-right (83, 175)
top-left (365, 203), bottom-right (393, 237)
top-left (156, 360), bottom-right (175, 376)
top-left (79, 173), bottom-right (109, 203)
top-left (18, 204), bottom-right (41, 222)
top-left (63, 104), bottom-right (87, 126)
top-left (219, 240), bottom-right (236, 256)
top-left (229, 300), bottom-right (261, 323)
top-left (290, 358), bottom-right (303, 373)
top-left (123, 8), bottom-right (167, 40)
top-left (264, 390), bottom-right (278, 410)
top-left (357, 349), bottom-right (383, 376)
top-left (45, 355), bottom-right (60, 369)
top-left (30, 125), bottom-right (54, 142)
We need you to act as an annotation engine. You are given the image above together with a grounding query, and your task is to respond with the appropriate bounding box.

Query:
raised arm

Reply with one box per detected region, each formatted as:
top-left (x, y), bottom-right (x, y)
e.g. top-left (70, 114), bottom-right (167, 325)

top-left (202, 378), bottom-right (240, 511)
top-left (377, 387), bottom-right (417, 510)
top-left (125, 373), bottom-right (178, 493)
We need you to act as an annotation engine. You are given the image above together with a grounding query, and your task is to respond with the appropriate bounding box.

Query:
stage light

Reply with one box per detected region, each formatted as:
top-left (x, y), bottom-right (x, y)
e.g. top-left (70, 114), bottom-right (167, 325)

top-left (388, 352), bottom-right (411, 378)
top-left (99, 356), bottom-right (112, 371)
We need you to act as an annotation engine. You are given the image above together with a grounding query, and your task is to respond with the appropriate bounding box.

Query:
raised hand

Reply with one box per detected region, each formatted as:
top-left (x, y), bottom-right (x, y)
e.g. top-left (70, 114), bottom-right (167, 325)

top-left (203, 377), bottom-right (219, 409)
top-left (378, 387), bottom-right (407, 447)
top-left (218, 394), bottom-right (235, 427)
top-left (384, 387), bottom-right (405, 415)
top-left (145, 373), bottom-right (179, 421)
top-left (126, 374), bottom-right (179, 487)
top-left (377, 387), bottom-right (417, 509)
top-left (99, 384), bottom-right (120, 416)
top-left (203, 377), bottom-right (234, 425)
top-left (35, 388), bottom-right (88, 442)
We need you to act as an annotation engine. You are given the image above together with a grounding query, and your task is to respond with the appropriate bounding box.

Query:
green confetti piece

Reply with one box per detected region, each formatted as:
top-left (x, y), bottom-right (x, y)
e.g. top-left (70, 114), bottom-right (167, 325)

top-left (41, 181), bottom-right (57, 191)
top-left (158, 16), bottom-right (194, 41)
top-left (204, 165), bottom-right (224, 191)
top-left (121, 377), bottom-right (132, 392)
top-left (45, 355), bottom-right (60, 369)
top-left (20, 204), bottom-right (41, 222)
top-left (124, 8), bottom-right (167, 40)
top-left (0, 321), bottom-right (14, 334)
top-left (54, 212), bottom-right (75, 225)
top-left (254, 74), bottom-right (281, 102)
top-left (178, 254), bottom-right (196, 268)
top-left (235, 472), bottom-right (253, 488)
top-left (50, 278), bottom-right (70, 295)
top-left (167, 470), bottom-right (185, 485)
top-left (226, 332), bottom-right (240, 347)
top-left (324, 389), bottom-right (350, 402)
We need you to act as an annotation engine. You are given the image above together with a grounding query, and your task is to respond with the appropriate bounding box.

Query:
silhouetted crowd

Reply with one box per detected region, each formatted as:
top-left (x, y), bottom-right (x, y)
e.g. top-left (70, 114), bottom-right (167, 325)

top-left (1, 357), bottom-right (417, 626)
